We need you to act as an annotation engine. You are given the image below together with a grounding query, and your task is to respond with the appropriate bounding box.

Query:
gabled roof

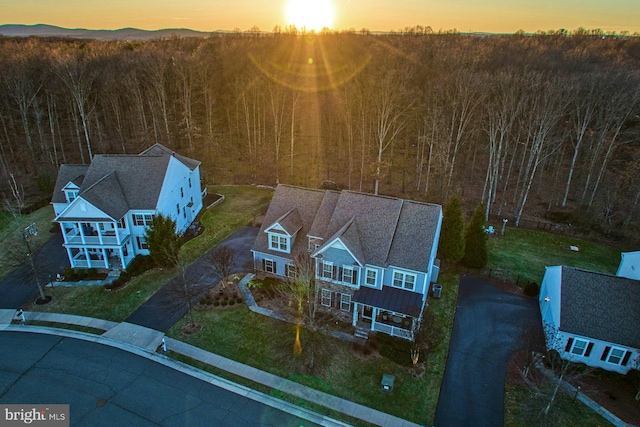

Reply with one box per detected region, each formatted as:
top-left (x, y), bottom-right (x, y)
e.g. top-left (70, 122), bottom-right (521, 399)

top-left (51, 144), bottom-right (199, 220)
top-left (559, 266), bottom-right (640, 349)
top-left (140, 143), bottom-right (200, 171)
top-left (254, 185), bottom-right (442, 273)
top-left (271, 208), bottom-right (303, 236)
top-left (51, 165), bottom-right (89, 203)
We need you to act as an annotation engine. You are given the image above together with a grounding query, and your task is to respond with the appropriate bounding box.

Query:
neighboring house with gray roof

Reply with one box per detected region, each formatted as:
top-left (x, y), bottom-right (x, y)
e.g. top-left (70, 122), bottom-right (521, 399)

top-left (540, 266), bottom-right (640, 374)
top-left (51, 144), bottom-right (204, 270)
top-left (616, 251), bottom-right (640, 280)
top-left (252, 184), bottom-right (442, 341)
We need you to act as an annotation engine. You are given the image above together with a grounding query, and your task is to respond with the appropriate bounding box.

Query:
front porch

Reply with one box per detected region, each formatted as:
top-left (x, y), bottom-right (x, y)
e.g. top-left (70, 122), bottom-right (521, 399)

top-left (61, 220), bottom-right (130, 246)
top-left (66, 244), bottom-right (134, 270)
top-left (352, 286), bottom-right (424, 341)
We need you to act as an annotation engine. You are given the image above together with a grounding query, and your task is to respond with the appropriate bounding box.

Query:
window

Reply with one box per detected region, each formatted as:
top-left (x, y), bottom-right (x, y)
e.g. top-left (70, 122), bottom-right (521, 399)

top-left (269, 234), bottom-right (289, 252)
top-left (177, 203), bottom-right (180, 215)
top-left (322, 262), bottom-right (333, 279)
top-left (136, 236), bottom-right (148, 250)
top-left (321, 289), bottom-right (332, 307)
top-left (118, 218), bottom-right (127, 229)
top-left (568, 338), bottom-right (591, 356)
top-left (342, 267), bottom-right (357, 285)
top-left (188, 177), bottom-right (192, 188)
top-left (286, 264), bottom-right (297, 278)
top-left (180, 187), bottom-right (184, 198)
top-left (66, 190), bottom-right (79, 203)
top-left (340, 293), bottom-right (351, 311)
top-left (607, 348), bottom-right (625, 365)
top-left (393, 271), bottom-right (416, 290)
top-left (264, 259), bottom-right (275, 274)
top-left (133, 214), bottom-right (154, 226)
top-left (365, 268), bottom-right (377, 286)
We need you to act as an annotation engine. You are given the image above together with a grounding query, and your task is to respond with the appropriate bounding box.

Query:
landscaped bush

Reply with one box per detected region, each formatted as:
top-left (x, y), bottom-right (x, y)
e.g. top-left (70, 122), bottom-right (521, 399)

top-left (126, 255), bottom-right (155, 277)
top-left (377, 334), bottom-right (414, 367)
top-left (213, 301), bottom-right (220, 307)
top-left (524, 281), bottom-right (540, 297)
top-left (221, 300), bottom-right (228, 307)
top-left (236, 297), bottom-right (243, 304)
top-left (229, 300), bottom-right (235, 306)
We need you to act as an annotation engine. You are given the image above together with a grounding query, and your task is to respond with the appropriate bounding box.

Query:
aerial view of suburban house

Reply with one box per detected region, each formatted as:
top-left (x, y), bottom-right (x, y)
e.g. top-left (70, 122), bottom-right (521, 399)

top-left (252, 184), bottom-right (442, 341)
top-left (539, 264), bottom-right (640, 374)
top-left (51, 144), bottom-right (204, 270)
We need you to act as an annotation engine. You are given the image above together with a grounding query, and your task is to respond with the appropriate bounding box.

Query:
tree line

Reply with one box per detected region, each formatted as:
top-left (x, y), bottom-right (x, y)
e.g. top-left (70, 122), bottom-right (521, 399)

top-left (0, 32), bottom-right (639, 236)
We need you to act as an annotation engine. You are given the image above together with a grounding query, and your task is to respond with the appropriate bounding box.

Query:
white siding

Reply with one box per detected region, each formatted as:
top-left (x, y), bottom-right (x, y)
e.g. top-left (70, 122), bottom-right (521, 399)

top-left (155, 156), bottom-right (202, 233)
top-left (617, 251), bottom-right (640, 280)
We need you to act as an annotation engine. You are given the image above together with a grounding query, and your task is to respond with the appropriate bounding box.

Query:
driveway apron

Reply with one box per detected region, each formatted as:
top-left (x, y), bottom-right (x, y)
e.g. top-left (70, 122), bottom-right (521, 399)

top-left (434, 276), bottom-right (541, 427)
top-left (124, 226), bottom-right (259, 332)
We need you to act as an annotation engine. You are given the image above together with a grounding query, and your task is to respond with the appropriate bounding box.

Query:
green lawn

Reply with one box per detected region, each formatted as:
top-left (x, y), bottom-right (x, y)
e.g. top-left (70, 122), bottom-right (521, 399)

top-left (505, 384), bottom-right (610, 427)
top-left (166, 271), bottom-right (459, 426)
top-left (486, 228), bottom-right (623, 285)
top-left (0, 206), bottom-right (56, 281)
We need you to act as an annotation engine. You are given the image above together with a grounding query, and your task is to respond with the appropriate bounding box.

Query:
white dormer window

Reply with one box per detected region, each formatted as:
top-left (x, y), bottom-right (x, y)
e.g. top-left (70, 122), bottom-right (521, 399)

top-left (65, 190), bottom-right (79, 203)
top-left (392, 271), bottom-right (416, 291)
top-left (269, 234), bottom-right (289, 253)
top-left (365, 268), bottom-right (377, 286)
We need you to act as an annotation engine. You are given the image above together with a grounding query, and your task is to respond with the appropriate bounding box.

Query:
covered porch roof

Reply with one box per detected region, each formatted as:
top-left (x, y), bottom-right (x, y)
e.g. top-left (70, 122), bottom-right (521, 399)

top-left (353, 286), bottom-right (423, 318)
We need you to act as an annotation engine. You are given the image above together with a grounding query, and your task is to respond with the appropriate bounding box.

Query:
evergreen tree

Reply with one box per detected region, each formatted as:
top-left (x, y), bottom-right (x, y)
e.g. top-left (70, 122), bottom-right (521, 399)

top-left (144, 214), bottom-right (183, 267)
top-left (462, 202), bottom-right (488, 268)
top-left (439, 192), bottom-right (465, 264)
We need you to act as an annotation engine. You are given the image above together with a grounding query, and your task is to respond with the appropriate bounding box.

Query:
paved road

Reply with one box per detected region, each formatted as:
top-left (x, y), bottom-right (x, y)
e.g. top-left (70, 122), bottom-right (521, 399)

top-left (0, 232), bottom-right (70, 309)
top-left (125, 226), bottom-right (259, 332)
top-left (0, 330), bottom-right (319, 427)
top-left (434, 276), bottom-right (541, 427)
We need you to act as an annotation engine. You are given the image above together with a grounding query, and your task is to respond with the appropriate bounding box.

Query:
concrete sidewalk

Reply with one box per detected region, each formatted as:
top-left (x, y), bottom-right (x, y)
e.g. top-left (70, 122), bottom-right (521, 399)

top-left (0, 308), bottom-right (420, 427)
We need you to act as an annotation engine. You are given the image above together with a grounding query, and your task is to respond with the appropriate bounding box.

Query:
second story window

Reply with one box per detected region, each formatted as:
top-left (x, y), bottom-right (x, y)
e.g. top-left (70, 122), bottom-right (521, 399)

top-left (133, 214), bottom-right (155, 227)
top-left (365, 268), bottom-right (377, 286)
top-left (269, 234), bottom-right (289, 252)
top-left (392, 271), bottom-right (416, 291)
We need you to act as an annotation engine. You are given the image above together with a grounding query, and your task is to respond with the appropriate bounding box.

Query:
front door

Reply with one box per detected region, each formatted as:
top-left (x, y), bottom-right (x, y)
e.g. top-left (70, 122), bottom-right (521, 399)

top-left (362, 305), bottom-right (373, 321)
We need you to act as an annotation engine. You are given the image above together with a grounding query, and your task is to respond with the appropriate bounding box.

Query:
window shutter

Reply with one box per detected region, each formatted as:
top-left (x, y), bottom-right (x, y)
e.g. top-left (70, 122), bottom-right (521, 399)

top-left (352, 270), bottom-right (358, 285)
top-left (622, 351), bottom-right (632, 366)
top-left (584, 342), bottom-right (593, 357)
top-left (318, 261), bottom-right (324, 276)
top-left (333, 265), bottom-right (338, 280)
top-left (262, 259), bottom-right (266, 271)
top-left (564, 338), bottom-right (574, 352)
top-left (601, 346), bottom-right (611, 361)
top-left (334, 291), bottom-right (339, 308)
top-left (338, 267), bottom-right (343, 282)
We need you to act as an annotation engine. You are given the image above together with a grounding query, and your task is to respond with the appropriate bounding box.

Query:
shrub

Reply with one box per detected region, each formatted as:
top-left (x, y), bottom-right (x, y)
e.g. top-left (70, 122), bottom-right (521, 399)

top-left (236, 297), bottom-right (244, 304)
top-left (221, 300), bottom-right (228, 307)
top-left (524, 281), bottom-right (540, 297)
top-left (213, 301), bottom-right (220, 307)
top-left (229, 300), bottom-right (235, 306)
top-left (87, 268), bottom-right (98, 277)
top-left (378, 335), bottom-right (413, 367)
top-left (125, 255), bottom-right (155, 277)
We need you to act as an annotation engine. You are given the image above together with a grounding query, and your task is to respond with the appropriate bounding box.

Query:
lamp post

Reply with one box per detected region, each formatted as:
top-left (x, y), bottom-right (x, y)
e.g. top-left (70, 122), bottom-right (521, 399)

top-left (23, 222), bottom-right (48, 303)
top-left (501, 218), bottom-right (508, 236)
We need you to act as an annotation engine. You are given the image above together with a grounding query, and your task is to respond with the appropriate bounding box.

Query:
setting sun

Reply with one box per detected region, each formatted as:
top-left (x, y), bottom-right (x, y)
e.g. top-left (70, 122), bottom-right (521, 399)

top-left (286, 0), bottom-right (335, 31)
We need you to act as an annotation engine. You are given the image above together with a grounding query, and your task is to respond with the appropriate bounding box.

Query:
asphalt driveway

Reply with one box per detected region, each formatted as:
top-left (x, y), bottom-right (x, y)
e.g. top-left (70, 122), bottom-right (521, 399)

top-left (0, 232), bottom-right (70, 309)
top-left (124, 226), bottom-right (259, 332)
top-left (434, 276), bottom-right (541, 427)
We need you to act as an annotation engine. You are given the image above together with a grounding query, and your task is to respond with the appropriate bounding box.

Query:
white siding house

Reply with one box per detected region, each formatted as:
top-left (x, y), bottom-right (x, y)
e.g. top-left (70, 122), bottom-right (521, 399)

top-left (51, 144), bottom-right (204, 270)
top-left (539, 266), bottom-right (640, 374)
top-left (616, 251), bottom-right (640, 280)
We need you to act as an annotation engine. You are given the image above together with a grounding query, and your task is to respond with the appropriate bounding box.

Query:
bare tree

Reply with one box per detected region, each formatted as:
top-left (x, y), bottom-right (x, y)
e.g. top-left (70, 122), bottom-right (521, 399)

top-left (209, 246), bottom-right (237, 286)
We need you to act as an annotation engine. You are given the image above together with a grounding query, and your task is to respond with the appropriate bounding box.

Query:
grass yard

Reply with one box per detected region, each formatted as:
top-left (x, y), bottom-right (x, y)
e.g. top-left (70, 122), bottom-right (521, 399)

top-left (166, 271), bottom-right (460, 426)
top-left (180, 185), bottom-right (273, 263)
top-left (504, 384), bottom-right (609, 427)
top-left (0, 206), bottom-right (56, 281)
top-left (486, 228), bottom-right (623, 285)
top-left (25, 269), bottom-right (174, 322)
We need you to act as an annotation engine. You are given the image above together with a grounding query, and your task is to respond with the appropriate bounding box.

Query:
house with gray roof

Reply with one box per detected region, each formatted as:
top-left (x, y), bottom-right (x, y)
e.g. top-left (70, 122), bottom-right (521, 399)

top-left (51, 144), bottom-right (204, 270)
top-left (540, 266), bottom-right (640, 374)
top-left (252, 184), bottom-right (442, 341)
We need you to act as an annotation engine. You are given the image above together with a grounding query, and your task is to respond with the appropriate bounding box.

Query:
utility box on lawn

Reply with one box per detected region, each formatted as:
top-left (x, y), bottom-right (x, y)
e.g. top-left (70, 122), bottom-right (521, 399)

top-left (432, 283), bottom-right (442, 299)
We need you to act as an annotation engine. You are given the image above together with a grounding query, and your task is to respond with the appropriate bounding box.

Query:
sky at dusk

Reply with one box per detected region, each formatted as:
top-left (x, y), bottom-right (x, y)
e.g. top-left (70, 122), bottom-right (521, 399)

top-left (1, 0), bottom-right (639, 34)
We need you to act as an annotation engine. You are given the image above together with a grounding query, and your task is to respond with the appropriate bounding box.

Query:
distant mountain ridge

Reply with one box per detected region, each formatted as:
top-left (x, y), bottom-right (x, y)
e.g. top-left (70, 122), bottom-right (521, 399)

top-left (0, 24), bottom-right (218, 40)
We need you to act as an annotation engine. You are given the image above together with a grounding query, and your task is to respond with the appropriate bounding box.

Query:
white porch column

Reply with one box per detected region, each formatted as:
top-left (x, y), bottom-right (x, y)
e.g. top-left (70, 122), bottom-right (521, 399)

top-left (66, 247), bottom-right (74, 268)
top-left (78, 222), bottom-right (86, 244)
top-left (371, 308), bottom-right (377, 331)
top-left (352, 303), bottom-right (359, 326)
top-left (101, 248), bottom-right (108, 268)
top-left (97, 222), bottom-right (104, 245)
top-left (83, 247), bottom-right (90, 268)
top-left (118, 247), bottom-right (126, 269)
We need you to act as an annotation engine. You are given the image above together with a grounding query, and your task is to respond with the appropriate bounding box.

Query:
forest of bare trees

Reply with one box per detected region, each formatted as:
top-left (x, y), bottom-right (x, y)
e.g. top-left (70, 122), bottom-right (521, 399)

top-left (0, 32), bottom-right (639, 238)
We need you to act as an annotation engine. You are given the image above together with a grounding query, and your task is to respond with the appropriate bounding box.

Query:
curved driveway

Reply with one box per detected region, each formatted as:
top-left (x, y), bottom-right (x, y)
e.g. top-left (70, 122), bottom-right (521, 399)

top-left (0, 330), bottom-right (320, 427)
top-left (434, 276), bottom-right (541, 427)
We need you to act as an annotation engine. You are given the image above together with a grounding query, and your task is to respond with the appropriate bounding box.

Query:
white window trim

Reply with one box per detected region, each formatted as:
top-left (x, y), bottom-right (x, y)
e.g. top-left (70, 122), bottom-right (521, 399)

top-left (321, 288), bottom-right (332, 307)
top-left (365, 268), bottom-right (377, 286)
top-left (286, 264), bottom-right (297, 278)
top-left (268, 233), bottom-right (289, 253)
top-left (392, 270), bottom-right (417, 290)
top-left (569, 338), bottom-right (589, 356)
top-left (340, 293), bottom-right (351, 311)
top-left (322, 261), bottom-right (333, 279)
top-left (607, 347), bottom-right (626, 365)
top-left (264, 259), bottom-right (275, 274)
top-left (342, 266), bottom-right (354, 284)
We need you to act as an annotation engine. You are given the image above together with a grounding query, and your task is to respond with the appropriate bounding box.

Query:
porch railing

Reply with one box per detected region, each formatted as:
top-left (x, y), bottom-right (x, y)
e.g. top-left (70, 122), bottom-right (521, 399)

top-left (64, 229), bottom-right (129, 246)
top-left (373, 322), bottom-right (414, 341)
